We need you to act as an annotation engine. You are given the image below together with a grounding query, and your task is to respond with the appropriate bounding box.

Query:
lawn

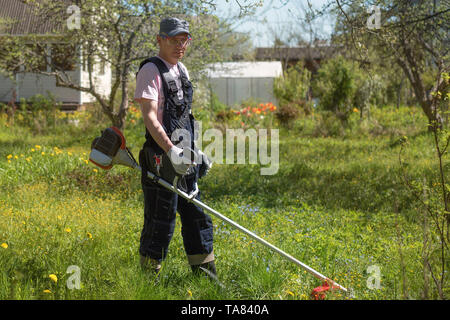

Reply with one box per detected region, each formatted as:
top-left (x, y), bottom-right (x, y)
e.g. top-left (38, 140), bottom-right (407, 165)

top-left (0, 105), bottom-right (446, 299)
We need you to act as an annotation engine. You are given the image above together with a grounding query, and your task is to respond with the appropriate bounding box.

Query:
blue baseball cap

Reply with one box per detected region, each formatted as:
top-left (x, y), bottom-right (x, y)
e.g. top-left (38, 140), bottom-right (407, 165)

top-left (159, 17), bottom-right (191, 37)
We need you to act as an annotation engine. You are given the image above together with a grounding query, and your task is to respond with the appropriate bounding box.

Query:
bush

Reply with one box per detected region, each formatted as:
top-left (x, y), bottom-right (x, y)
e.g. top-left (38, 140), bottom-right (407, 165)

top-left (210, 92), bottom-right (228, 115)
top-left (16, 93), bottom-right (61, 133)
top-left (273, 61), bottom-right (311, 116)
top-left (274, 61), bottom-right (311, 105)
top-left (275, 103), bottom-right (300, 128)
top-left (312, 56), bottom-right (359, 122)
top-left (311, 111), bottom-right (345, 137)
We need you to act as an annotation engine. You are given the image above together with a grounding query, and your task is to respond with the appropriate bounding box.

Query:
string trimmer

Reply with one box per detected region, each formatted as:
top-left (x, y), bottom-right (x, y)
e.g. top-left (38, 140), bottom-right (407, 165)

top-left (89, 127), bottom-right (349, 297)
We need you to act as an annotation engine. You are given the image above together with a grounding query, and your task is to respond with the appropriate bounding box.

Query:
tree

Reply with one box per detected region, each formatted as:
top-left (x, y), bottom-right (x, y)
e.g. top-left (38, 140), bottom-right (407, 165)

top-left (330, 0), bottom-right (449, 129)
top-left (0, 0), bottom-right (258, 130)
top-left (312, 55), bottom-right (359, 122)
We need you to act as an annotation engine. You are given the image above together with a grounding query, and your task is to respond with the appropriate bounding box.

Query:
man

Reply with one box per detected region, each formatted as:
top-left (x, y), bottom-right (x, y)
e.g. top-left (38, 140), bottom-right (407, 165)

top-left (134, 17), bottom-right (215, 279)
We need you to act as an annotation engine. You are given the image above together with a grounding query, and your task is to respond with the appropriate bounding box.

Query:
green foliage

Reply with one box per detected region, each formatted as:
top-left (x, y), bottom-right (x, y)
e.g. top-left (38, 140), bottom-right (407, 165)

top-left (15, 94), bottom-right (60, 133)
top-left (331, 0), bottom-right (449, 126)
top-left (0, 0), bottom-right (251, 130)
top-left (274, 103), bottom-right (299, 129)
top-left (273, 61), bottom-right (311, 107)
top-left (9, 94), bottom-right (102, 135)
top-left (0, 102), bottom-right (448, 300)
top-left (312, 56), bottom-right (358, 121)
top-left (210, 92), bottom-right (229, 115)
top-left (272, 61), bottom-right (312, 128)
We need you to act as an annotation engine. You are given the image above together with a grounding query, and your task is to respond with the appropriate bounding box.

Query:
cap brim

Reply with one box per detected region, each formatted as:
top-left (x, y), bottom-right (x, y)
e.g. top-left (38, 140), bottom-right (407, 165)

top-left (166, 28), bottom-right (190, 37)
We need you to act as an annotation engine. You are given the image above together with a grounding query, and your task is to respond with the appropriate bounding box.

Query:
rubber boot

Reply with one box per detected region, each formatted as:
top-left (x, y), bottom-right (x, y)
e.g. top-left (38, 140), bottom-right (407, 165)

top-left (191, 260), bottom-right (217, 278)
top-left (191, 260), bottom-right (218, 281)
top-left (191, 260), bottom-right (225, 288)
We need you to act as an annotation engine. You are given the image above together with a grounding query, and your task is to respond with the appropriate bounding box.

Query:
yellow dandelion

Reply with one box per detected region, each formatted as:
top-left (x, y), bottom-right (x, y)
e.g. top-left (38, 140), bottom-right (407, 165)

top-left (65, 227), bottom-right (71, 233)
top-left (7, 160), bottom-right (11, 164)
top-left (93, 169), bottom-right (98, 173)
top-left (353, 107), bottom-right (359, 113)
top-left (31, 148), bottom-right (35, 152)
top-left (84, 159), bottom-right (89, 165)
top-left (26, 157), bottom-right (32, 162)
top-left (14, 155), bottom-right (18, 159)
top-left (287, 290), bottom-right (295, 297)
top-left (1, 243), bottom-right (8, 249)
top-left (68, 152), bottom-right (73, 156)
top-left (187, 289), bottom-right (193, 297)
top-left (86, 232), bottom-right (93, 239)
top-left (41, 152), bottom-right (45, 156)
top-left (35, 145), bottom-right (41, 150)
top-left (7, 154), bottom-right (12, 159)
top-left (49, 274), bottom-right (58, 283)
top-left (43, 289), bottom-right (52, 294)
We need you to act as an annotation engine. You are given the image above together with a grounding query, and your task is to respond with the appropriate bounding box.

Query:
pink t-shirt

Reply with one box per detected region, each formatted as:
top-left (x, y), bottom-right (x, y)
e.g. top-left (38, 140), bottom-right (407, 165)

top-left (134, 55), bottom-right (190, 124)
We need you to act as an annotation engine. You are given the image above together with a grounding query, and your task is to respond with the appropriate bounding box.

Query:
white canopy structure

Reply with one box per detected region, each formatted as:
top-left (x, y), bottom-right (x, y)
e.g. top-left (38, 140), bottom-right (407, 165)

top-left (205, 61), bottom-right (282, 107)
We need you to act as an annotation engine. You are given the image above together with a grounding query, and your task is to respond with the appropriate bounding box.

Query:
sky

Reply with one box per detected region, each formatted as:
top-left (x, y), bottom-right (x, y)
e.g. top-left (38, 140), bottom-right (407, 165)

top-left (212, 0), bottom-right (335, 48)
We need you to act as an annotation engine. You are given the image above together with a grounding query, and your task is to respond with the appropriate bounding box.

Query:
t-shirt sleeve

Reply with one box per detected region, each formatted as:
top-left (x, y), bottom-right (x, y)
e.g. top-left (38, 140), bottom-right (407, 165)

top-left (134, 63), bottom-right (161, 101)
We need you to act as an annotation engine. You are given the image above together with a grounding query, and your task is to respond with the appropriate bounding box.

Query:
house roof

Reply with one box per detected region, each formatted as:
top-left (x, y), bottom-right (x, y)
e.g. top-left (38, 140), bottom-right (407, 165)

top-left (206, 61), bottom-right (283, 78)
top-left (255, 46), bottom-right (337, 61)
top-left (0, 0), bottom-right (70, 36)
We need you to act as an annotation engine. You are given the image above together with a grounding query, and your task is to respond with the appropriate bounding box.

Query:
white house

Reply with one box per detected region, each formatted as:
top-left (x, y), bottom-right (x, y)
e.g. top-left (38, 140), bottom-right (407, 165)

top-left (205, 61), bottom-right (283, 107)
top-left (0, 0), bottom-right (111, 108)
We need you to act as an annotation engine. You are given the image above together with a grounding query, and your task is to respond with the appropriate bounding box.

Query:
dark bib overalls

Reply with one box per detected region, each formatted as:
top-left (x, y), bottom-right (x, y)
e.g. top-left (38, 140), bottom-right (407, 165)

top-left (137, 56), bottom-right (214, 266)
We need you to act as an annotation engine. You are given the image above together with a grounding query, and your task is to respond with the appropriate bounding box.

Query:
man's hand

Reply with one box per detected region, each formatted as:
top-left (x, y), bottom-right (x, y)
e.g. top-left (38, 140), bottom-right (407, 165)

top-left (167, 145), bottom-right (197, 175)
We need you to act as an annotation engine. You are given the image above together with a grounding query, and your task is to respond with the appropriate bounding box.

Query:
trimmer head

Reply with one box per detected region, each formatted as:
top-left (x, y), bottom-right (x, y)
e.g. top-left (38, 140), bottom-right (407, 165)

top-left (89, 127), bottom-right (139, 170)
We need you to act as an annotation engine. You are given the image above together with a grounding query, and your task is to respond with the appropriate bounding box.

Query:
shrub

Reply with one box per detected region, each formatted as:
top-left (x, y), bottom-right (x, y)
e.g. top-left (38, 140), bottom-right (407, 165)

top-left (275, 103), bottom-right (300, 128)
top-left (16, 93), bottom-right (61, 133)
top-left (312, 111), bottom-right (345, 137)
top-left (273, 61), bottom-right (311, 107)
top-left (312, 56), bottom-right (359, 122)
top-left (210, 92), bottom-right (228, 115)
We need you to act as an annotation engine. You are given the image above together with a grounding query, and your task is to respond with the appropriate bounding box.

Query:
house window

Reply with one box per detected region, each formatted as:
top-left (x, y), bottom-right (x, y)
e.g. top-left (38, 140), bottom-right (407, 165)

top-left (51, 44), bottom-right (76, 71)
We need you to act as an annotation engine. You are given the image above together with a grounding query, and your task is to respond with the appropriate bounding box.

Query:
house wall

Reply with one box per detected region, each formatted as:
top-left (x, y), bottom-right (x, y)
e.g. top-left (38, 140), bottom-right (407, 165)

top-left (80, 62), bottom-right (112, 104)
top-left (210, 77), bottom-right (278, 107)
top-left (0, 70), bottom-right (81, 104)
top-left (0, 49), bottom-right (111, 105)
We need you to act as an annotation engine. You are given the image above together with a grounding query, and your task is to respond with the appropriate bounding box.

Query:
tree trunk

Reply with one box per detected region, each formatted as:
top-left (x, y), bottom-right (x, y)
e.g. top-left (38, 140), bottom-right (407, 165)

top-left (397, 77), bottom-right (403, 109)
top-left (114, 68), bottom-right (129, 131)
top-left (396, 57), bottom-right (443, 130)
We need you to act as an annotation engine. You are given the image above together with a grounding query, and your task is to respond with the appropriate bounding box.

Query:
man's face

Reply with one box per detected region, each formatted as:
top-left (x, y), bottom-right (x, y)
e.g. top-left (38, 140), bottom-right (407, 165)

top-left (158, 33), bottom-right (191, 61)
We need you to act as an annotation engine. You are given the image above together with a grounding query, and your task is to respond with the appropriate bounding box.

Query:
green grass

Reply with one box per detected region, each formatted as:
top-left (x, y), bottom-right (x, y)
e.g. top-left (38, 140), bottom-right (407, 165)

top-left (0, 105), bottom-right (447, 300)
